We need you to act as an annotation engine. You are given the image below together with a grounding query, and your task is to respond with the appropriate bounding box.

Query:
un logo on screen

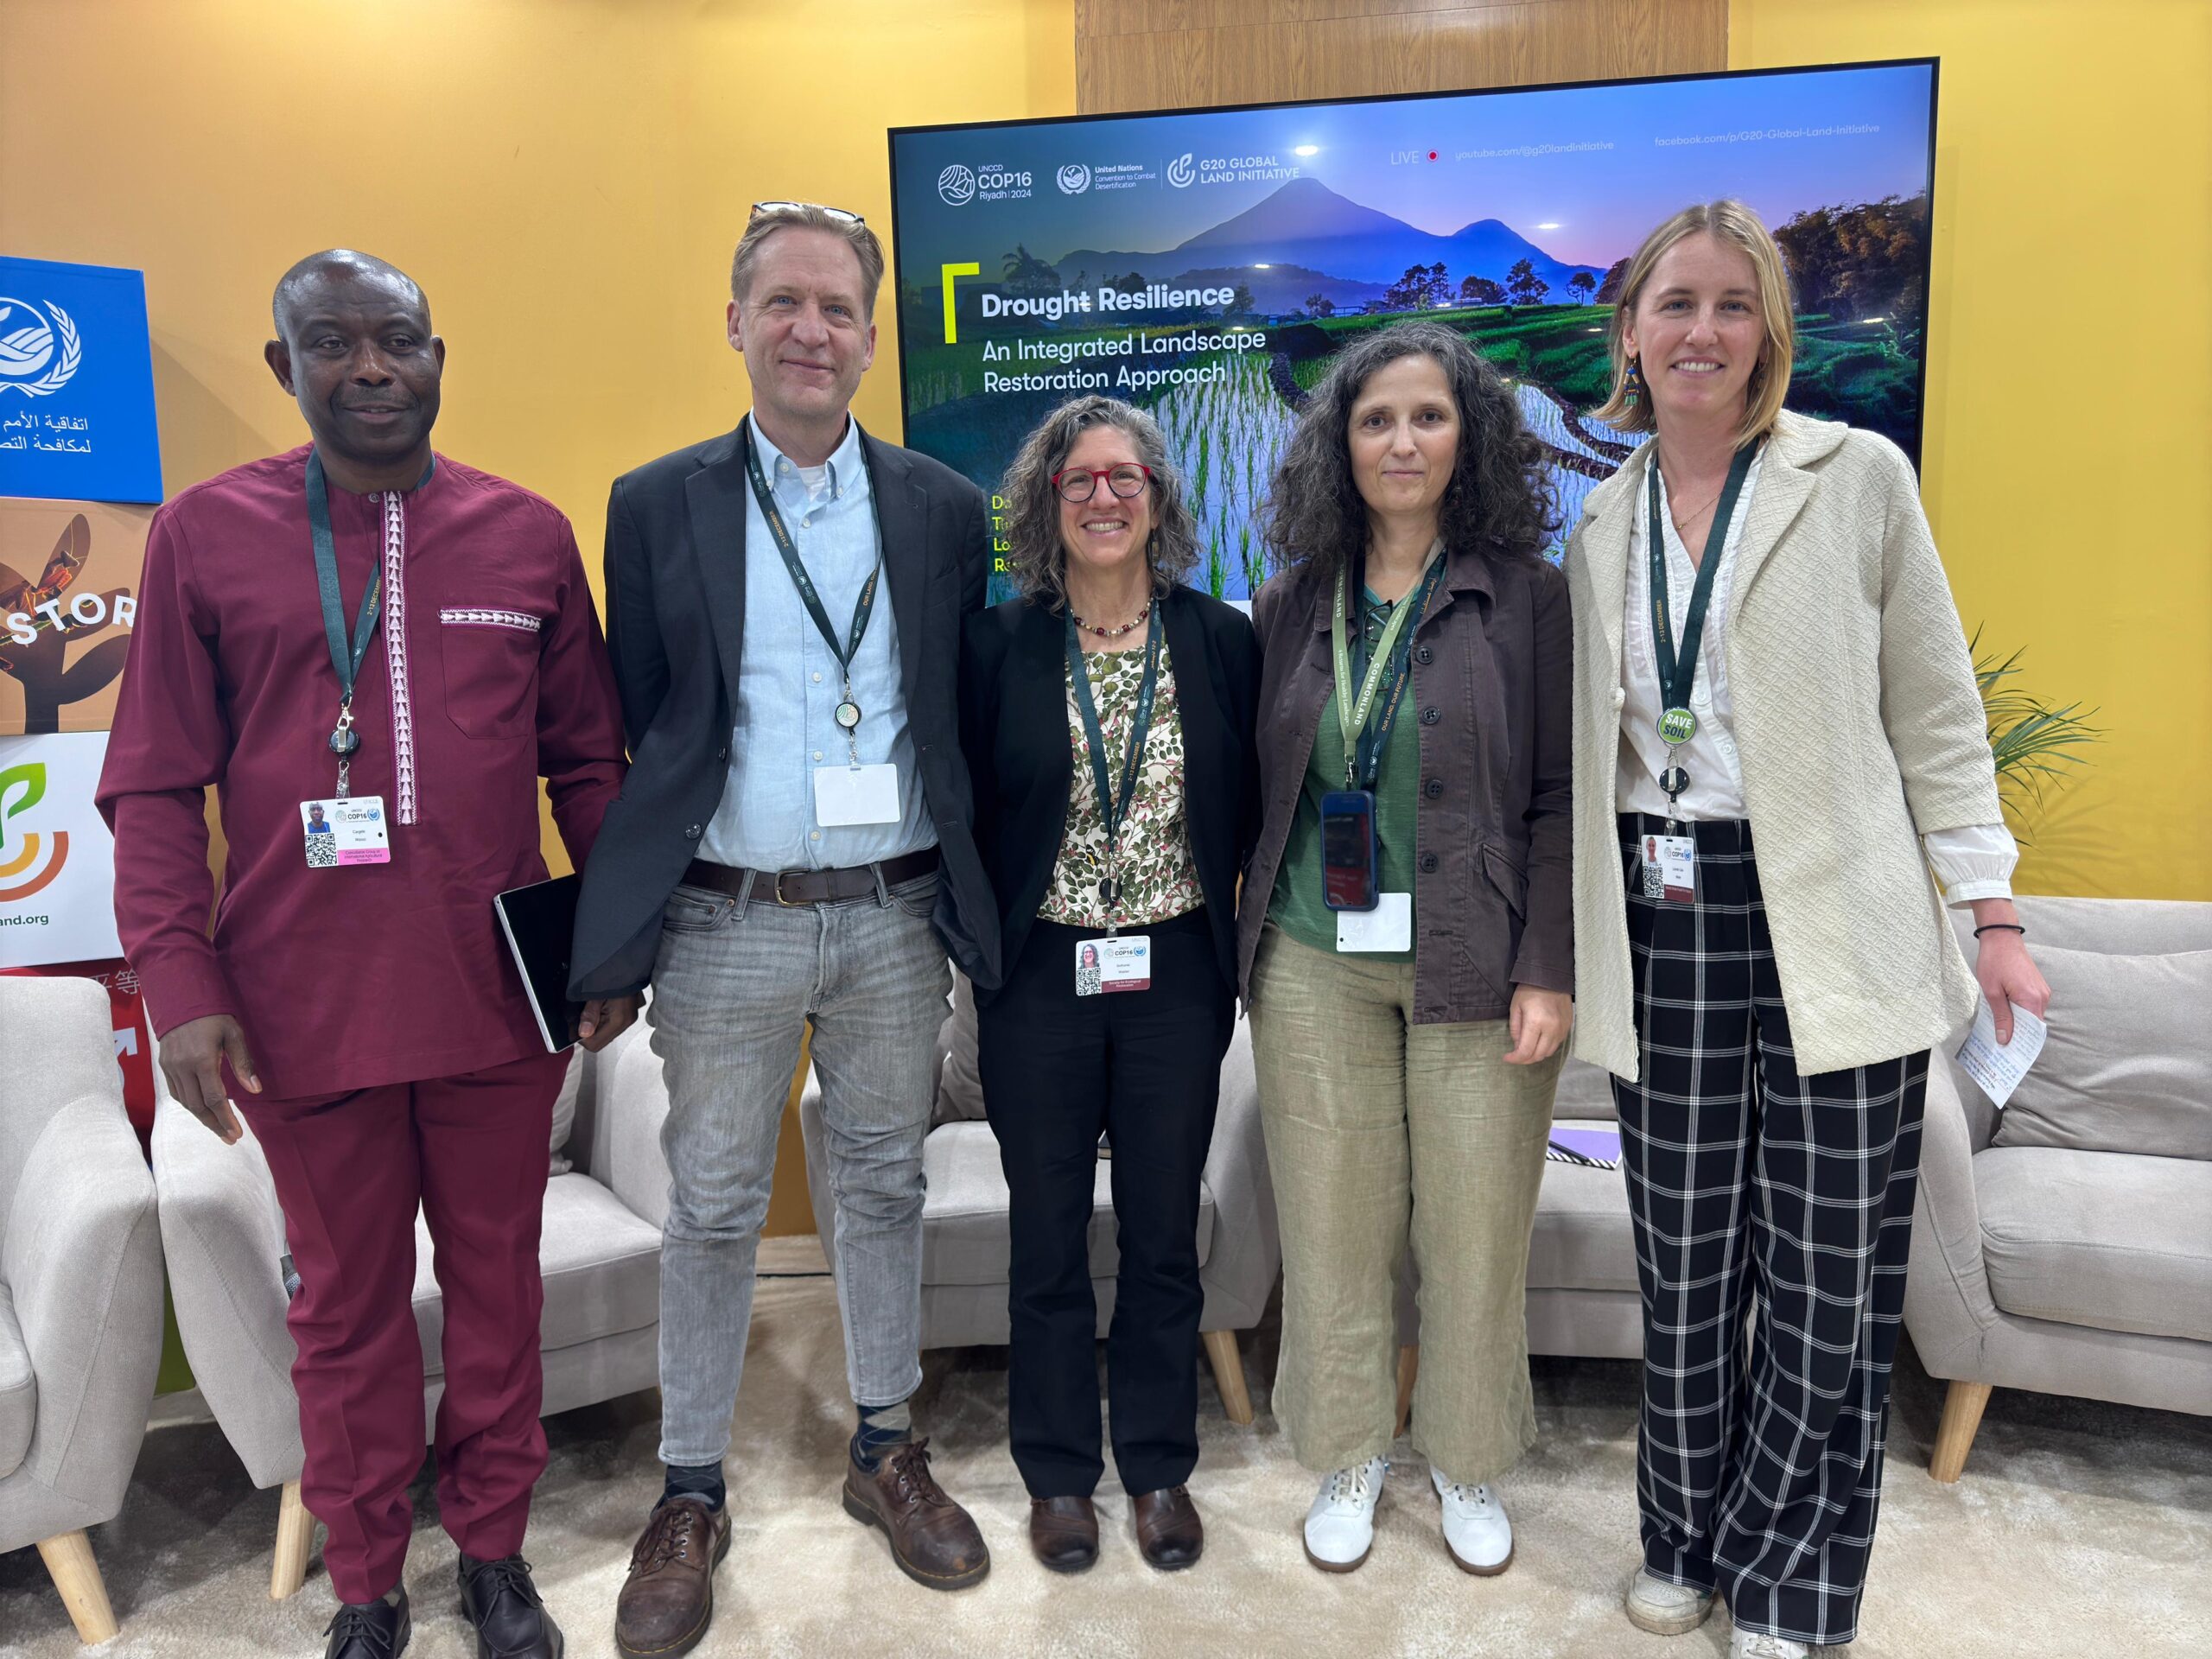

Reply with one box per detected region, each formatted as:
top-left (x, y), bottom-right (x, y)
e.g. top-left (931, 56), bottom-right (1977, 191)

top-left (1166, 153), bottom-right (1196, 189)
top-left (1056, 164), bottom-right (1090, 195)
top-left (0, 298), bottom-right (81, 397)
top-left (937, 165), bottom-right (977, 207)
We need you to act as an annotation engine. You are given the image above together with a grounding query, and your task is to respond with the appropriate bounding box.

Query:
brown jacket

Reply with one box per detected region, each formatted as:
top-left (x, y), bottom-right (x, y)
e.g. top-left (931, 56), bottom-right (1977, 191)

top-left (1236, 539), bottom-right (1573, 1023)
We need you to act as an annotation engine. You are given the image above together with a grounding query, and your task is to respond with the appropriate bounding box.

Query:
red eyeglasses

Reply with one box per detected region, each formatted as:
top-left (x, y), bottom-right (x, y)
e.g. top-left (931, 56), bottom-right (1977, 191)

top-left (1051, 463), bottom-right (1153, 503)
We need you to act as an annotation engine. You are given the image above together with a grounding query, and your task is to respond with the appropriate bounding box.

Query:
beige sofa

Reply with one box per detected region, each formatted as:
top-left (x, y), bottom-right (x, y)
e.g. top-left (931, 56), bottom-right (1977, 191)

top-left (1906, 894), bottom-right (2212, 1479)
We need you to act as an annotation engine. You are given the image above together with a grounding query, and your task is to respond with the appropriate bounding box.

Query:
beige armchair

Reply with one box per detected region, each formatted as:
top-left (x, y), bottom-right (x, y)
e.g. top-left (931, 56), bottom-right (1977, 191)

top-left (1906, 895), bottom-right (2212, 1479)
top-left (0, 976), bottom-right (164, 1645)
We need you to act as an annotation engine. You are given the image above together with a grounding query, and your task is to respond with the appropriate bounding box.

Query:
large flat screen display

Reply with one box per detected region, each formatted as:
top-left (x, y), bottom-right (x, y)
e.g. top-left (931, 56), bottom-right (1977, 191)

top-left (888, 60), bottom-right (1936, 600)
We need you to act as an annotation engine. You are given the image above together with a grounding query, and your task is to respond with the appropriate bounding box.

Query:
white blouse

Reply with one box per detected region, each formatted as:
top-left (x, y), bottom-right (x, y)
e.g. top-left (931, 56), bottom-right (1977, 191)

top-left (1616, 448), bottom-right (2016, 906)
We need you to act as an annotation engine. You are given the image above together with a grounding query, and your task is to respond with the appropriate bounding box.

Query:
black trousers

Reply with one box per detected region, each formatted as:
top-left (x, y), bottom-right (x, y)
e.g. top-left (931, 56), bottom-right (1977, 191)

top-left (1611, 815), bottom-right (1927, 1649)
top-left (976, 908), bottom-right (1234, 1498)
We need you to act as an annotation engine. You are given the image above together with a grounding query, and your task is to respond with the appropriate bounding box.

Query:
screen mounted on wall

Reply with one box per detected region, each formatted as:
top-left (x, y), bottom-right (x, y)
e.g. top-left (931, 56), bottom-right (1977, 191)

top-left (887, 59), bottom-right (1937, 601)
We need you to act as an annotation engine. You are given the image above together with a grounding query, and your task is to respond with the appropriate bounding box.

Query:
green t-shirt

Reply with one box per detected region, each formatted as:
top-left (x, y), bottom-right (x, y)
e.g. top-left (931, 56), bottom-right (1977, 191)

top-left (1268, 588), bottom-right (1420, 962)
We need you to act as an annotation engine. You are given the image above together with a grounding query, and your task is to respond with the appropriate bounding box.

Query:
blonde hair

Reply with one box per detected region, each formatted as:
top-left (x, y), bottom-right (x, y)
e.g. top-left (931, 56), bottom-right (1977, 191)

top-left (1592, 200), bottom-right (1795, 447)
top-left (730, 203), bottom-right (886, 318)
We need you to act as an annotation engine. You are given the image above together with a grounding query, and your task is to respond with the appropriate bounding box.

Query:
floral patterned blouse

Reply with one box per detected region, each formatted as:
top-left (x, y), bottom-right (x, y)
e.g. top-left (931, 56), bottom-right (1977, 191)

top-left (1038, 639), bottom-right (1200, 930)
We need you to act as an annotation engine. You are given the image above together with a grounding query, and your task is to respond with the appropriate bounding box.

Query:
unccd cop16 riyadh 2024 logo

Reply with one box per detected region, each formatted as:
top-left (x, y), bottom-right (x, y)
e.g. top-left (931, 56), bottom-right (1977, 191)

top-left (0, 298), bottom-right (82, 397)
top-left (0, 762), bottom-right (68, 903)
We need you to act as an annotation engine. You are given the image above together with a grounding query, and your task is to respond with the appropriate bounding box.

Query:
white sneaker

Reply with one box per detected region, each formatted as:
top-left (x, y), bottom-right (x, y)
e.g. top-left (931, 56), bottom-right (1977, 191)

top-left (1429, 1466), bottom-right (1514, 1574)
top-left (1625, 1567), bottom-right (1716, 1635)
top-left (1731, 1632), bottom-right (1810, 1659)
top-left (1302, 1457), bottom-right (1387, 1572)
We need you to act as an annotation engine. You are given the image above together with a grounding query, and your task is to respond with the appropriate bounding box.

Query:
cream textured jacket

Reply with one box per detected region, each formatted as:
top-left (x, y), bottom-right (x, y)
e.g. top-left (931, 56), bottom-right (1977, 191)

top-left (1566, 409), bottom-right (2001, 1081)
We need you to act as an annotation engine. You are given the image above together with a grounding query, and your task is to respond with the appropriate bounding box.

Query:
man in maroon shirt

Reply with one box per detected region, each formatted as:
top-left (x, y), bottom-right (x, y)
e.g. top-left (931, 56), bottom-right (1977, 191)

top-left (98, 250), bottom-right (633, 1659)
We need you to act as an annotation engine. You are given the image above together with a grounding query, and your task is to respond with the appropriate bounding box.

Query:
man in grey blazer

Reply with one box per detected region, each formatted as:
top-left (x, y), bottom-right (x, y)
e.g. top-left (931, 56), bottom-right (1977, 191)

top-left (570, 203), bottom-right (999, 1655)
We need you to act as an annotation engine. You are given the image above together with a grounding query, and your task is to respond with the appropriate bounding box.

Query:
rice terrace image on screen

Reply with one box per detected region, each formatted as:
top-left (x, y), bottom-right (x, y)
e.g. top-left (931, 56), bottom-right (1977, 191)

top-left (888, 60), bottom-right (1936, 601)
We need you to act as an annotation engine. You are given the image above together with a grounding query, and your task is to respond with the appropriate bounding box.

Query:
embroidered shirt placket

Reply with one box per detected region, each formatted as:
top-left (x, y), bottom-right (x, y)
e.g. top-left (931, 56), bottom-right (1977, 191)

top-left (439, 607), bottom-right (542, 632)
top-left (380, 488), bottom-right (417, 825)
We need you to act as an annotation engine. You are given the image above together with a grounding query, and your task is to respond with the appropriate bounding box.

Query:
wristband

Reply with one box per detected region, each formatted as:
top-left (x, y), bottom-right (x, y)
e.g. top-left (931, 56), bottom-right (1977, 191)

top-left (1972, 922), bottom-right (2026, 938)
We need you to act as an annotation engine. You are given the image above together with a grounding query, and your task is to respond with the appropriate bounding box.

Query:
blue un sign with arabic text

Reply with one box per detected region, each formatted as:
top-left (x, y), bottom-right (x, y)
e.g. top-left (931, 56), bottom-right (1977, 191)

top-left (0, 257), bottom-right (163, 505)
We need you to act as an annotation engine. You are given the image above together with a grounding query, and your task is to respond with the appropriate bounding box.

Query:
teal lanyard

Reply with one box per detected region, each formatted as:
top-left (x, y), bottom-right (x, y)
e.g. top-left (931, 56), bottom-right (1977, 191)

top-left (743, 418), bottom-right (882, 760)
top-left (1646, 442), bottom-right (1758, 746)
top-left (1065, 602), bottom-right (1161, 932)
top-left (1329, 543), bottom-right (1448, 790)
top-left (307, 448), bottom-right (433, 793)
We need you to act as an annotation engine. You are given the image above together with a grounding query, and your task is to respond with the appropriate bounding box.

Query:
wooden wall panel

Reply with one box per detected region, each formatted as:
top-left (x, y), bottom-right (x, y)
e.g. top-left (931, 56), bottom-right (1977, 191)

top-left (1076, 0), bottom-right (1728, 113)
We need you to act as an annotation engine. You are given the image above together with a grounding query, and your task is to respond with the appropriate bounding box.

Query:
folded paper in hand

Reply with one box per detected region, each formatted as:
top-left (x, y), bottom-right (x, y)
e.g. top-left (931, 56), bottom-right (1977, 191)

top-left (1954, 996), bottom-right (2047, 1112)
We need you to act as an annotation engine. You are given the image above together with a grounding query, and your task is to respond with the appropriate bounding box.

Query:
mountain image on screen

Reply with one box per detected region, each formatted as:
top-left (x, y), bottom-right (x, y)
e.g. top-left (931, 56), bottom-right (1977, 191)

top-left (1058, 177), bottom-right (1604, 312)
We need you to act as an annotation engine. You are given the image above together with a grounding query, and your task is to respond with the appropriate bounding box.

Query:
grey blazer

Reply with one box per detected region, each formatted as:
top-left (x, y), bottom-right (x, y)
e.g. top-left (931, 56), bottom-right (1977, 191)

top-left (569, 422), bottom-right (998, 998)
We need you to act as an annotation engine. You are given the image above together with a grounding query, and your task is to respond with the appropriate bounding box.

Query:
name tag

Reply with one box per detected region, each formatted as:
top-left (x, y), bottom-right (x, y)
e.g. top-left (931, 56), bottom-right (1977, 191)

top-left (1075, 934), bottom-right (1150, 995)
top-left (300, 797), bottom-right (391, 868)
top-left (813, 763), bottom-right (901, 827)
top-left (1337, 891), bottom-right (1412, 952)
top-left (1641, 833), bottom-right (1696, 903)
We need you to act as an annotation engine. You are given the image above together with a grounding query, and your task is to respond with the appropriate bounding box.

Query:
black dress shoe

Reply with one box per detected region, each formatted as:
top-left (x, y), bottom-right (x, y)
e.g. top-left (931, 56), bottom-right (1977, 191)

top-left (324, 1589), bottom-right (410, 1658)
top-left (457, 1554), bottom-right (563, 1659)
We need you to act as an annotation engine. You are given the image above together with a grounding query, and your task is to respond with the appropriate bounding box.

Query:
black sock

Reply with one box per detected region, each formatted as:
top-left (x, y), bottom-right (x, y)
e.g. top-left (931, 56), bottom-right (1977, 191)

top-left (661, 1459), bottom-right (726, 1511)
top-left (851, 1399), bottom-right (912, 1471)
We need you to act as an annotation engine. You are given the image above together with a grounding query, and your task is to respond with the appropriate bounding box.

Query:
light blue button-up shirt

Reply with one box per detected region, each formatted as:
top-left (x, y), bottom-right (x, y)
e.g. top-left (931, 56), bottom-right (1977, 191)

top-left (701, 416), bottom-right (934, 872)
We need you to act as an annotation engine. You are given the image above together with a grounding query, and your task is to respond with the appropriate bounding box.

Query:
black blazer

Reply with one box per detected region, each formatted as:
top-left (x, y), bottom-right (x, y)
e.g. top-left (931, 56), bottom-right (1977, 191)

top-left (570, 422), bottom-right (998, 998)
top-left (956, 583), bottom-right (1260, 1001)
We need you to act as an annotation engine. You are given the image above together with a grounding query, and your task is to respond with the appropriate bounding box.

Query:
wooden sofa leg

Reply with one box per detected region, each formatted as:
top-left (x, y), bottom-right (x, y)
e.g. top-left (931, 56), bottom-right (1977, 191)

top-left (271, 1478), bottom-right (315, 1599)
top-left (1395, 1344), bottom-right (1420, 1438)
top-left (1201, 1329), bottom-right (1255, 1426)
top-left (1929, 1380), bottom-right (1993, 1483)
top-left (36, 1529), bottom-right (118, 1644)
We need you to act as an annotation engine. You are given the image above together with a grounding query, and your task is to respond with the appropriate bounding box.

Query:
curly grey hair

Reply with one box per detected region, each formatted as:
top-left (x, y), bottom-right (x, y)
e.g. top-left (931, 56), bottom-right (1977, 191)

top-left (999, 396), bottom-right (1200, 611)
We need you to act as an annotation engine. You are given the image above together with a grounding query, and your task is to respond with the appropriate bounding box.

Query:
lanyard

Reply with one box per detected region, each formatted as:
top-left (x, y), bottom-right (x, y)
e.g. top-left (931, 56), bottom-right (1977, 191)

top-left (1645, 441), bottom-right (1758, 750)
top-left (1065, 601), bottom-right (1162, 934)
top-left (742, 417), bottom-right (882, 762)
top-left (307, 448), bottom-right (433, 796)
top-left (1330, 542), bottom-right (1447, 790)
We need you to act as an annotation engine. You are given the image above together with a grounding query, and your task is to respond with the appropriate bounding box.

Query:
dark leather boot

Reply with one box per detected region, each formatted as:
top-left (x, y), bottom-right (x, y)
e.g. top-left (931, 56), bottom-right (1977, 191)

top-left (1132, 1485), bottom-right (1204, 1570)
top-left (1027, 1497), bottom-right (1100, 1573)
top-left (456, 1554), bottom-right (562, 1658)
top-left (323, 1589), bottom-right (410, 1658)
top-left (614, 1496), bottom-right (731, 1659)
top-left (840, 1438), bottom-right (990, 1589)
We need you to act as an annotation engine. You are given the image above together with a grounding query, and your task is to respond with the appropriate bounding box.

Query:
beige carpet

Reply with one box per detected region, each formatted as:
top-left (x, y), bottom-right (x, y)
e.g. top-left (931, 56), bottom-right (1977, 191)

top-left (4, 1245), bottom-right (2207, 1658)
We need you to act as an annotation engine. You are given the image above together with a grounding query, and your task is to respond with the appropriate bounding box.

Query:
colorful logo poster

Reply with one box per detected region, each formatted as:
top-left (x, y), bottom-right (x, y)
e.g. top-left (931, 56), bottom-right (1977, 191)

top-left (0, 257), bottom-right (163, 505)
top-left (0, 730), bottom-right (121, 968)
top-left (0, 497), bottom-right (146, 734)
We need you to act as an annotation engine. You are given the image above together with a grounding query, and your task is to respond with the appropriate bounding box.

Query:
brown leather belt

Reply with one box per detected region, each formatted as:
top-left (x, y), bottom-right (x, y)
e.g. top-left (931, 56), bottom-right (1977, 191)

top-left (682, 847), bottom-right (939, 907)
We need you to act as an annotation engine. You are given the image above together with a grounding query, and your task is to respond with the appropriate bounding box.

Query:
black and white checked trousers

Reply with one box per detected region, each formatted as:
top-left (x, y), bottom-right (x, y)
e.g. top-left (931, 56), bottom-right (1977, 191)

top-left (1611, 814), bottom-right (1927, 1647)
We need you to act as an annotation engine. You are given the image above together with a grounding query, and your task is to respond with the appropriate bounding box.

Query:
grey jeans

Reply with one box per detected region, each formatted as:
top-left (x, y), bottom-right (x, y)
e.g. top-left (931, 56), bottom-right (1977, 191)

top-left (646, 868), bottom-right (950, 1468)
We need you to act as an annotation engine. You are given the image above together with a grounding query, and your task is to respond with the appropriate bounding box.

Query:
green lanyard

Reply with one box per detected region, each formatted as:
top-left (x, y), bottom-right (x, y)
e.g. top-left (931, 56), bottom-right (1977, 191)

top-left (1329, 542), bottom-right (1447, 790)
top-left (1646, 441), bottom-right (1758, 748)
top-left (306, 447), bottom-right (434, 796)
top-left (742, 418), bottom-right (882, 761)
top-left (1065, 602), bottom-right (1162, 933)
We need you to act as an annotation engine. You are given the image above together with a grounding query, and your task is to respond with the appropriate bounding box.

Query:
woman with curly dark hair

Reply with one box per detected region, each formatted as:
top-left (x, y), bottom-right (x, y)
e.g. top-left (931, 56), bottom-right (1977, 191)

top-left (1235, 321), bottom-right (1573, 1577)
top-left (956, 395), bottom-right (1259, 1573)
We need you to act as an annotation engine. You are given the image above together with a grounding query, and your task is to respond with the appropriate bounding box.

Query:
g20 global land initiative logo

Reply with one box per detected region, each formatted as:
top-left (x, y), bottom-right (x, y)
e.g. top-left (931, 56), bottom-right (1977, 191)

top-left (1056, 164), bottom-right (1091, 195)
top-left (1166, 153), bottom-right (1196, 188)
top-left (0, 298), bottom-right (81, 398)
top-left (938, 165), bottom-right (978, 206)
top-left (0, 761), bottom-right (68, 903)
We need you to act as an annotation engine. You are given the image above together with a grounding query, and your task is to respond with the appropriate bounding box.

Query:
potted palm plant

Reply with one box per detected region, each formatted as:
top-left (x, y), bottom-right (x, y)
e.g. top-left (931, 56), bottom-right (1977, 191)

top-left (1973, 629), bottom-right (2101, 840)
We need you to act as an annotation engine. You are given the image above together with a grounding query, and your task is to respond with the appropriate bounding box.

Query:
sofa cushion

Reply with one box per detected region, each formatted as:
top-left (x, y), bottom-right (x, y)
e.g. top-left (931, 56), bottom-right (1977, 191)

top-left (0, 1281), bottom-right (32, 1480)
top-left (1990, 946), bottom-right (2212, 1162)
top-left (935, 972), bottom-right (987, 1125)
top-left (1553, 1056), bottom-right (1616, 1122)
top-left (1528, 1162), bottom-right (1640, 1292)
top-left (412, 1173), bottom-right (663, 1375)
top-left (1975, 1145), bottom-right (2212, 1342)
top-left (918, 1121), bottom-right (1215, 1286)
top-left (550, 1051), bottom-right (583, 1175)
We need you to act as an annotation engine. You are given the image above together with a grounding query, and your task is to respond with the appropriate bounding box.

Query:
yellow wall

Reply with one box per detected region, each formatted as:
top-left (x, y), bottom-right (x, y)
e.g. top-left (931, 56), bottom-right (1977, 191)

top-left (1734, 0), bottom-right (2212, 899)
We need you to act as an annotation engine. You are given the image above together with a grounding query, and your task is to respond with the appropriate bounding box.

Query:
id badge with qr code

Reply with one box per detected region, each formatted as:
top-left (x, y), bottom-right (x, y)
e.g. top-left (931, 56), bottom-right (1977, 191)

top-left (1640, 833), bottom-right (1695, 902)
top-left (1074, 934), bottom-right (1150, 995)
top-left (300, 798), bottom-right (391, 868)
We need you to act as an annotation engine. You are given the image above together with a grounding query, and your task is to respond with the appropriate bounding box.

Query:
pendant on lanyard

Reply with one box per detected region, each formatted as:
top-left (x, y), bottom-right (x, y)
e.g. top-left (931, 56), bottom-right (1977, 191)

top-left (306, 448), bottom-right (434, 798)
top-left (1646, 442), bottom-right (1758, 823)
top-left (744, 420), bottom-right (881, 763)
top-left (1065, 602), bottom-right (1161, 937)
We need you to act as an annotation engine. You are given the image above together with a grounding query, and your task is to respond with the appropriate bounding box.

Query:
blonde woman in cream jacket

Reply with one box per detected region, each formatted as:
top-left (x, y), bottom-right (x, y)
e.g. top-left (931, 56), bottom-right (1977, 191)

top-left (1562, 201), bottom-right (2049, 1659)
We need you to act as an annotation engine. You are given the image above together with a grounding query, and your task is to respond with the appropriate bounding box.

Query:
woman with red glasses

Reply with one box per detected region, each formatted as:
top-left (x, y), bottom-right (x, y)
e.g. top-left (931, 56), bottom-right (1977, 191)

top-left (954, 394), bottom-right (1258, 1574)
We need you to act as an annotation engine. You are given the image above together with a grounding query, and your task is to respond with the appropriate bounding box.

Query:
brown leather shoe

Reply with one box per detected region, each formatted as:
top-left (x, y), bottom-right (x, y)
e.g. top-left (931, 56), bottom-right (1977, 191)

top-left (1132, 1485), bottom-right (1204, 1570)
top-left (840, 1439), bottom-right (990, 1590)
top-left (1027, 1497), bottom-right (1099, 1573)
top-left (614, 1496), bottom-right (730, 1659)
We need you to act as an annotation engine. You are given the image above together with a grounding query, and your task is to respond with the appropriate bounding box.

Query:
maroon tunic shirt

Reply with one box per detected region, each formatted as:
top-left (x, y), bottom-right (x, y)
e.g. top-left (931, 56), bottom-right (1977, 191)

top-left (97, 447), bottom-right (627, 1099)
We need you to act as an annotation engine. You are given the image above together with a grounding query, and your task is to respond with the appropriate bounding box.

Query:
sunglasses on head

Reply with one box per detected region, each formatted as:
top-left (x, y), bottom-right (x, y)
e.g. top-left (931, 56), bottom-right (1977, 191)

top-left (750, 200), bottom-right (866, 225)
